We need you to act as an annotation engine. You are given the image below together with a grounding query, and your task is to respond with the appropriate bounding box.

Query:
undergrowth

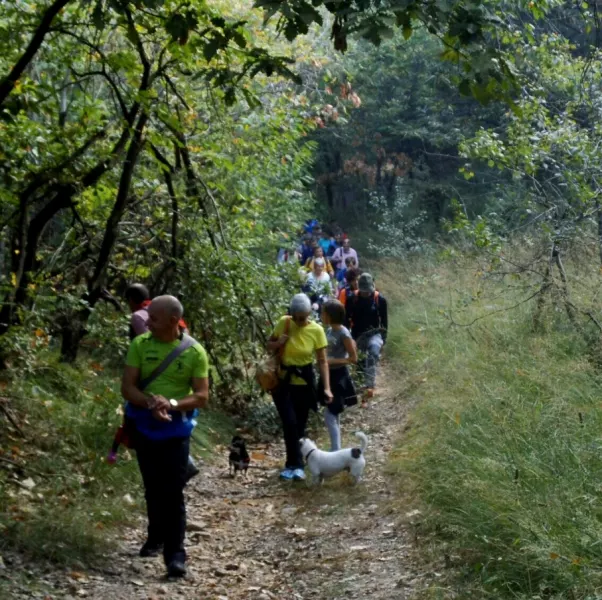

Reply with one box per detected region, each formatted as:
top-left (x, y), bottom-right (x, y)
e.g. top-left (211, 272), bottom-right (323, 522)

top-left (0, 352), bottom-right (233, 566)
top-left (381, 252), bottom-right (602, 599)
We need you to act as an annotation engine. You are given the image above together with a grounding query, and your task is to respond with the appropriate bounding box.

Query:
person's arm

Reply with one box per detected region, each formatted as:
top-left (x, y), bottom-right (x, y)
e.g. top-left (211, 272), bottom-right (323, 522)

top-left (267, 317), bottom-right (288, 351)
top-left (379, 296), bottom-right (388, 342)
top-left (130, 312), bottom-right (149, 336)
top-left (121, 366), bottom-right (171, 420)
top-left (122, 366), bottom-right (153, 408)
top-left (267, 336), bottom-right (288, 351)
top-left (316, 347), bottom-right (332, 402)
top-left (331, 247), bottom-right (341, 268)
top-left (328, 336), bottom-right (358, 366)
top-left (169, 377), bottom-right (209, 411)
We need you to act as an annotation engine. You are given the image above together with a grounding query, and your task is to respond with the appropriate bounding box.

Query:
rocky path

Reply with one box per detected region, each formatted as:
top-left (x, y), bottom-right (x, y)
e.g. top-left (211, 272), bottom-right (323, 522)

top-left (7, 373), bottom-right (428, 600)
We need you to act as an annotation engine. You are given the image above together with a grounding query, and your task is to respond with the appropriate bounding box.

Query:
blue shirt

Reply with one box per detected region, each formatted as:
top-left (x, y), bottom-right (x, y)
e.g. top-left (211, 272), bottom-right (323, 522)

top-left (319, 237), bottom-right (335, 256)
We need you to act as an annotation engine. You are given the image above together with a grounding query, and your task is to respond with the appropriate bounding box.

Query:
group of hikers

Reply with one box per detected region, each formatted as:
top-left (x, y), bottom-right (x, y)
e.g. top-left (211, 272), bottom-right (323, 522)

top-left (117, 219), bottom-right (388, 578)
top-left (271, 219), bottom-right (388, 477)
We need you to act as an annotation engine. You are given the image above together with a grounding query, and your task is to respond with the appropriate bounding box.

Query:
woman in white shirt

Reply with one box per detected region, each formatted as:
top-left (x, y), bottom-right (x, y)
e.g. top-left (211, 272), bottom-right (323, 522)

top-left (305, 258), bottom-right (333, 297)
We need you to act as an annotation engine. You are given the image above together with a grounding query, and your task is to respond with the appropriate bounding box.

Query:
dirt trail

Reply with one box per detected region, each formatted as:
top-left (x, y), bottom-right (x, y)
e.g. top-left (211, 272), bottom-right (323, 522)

top-left (8, 372), bottom-right (428, 600)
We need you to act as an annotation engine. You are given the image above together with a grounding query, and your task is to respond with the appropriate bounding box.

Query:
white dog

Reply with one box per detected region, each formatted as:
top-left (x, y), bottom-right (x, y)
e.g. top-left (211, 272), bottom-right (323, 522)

top-left (299, 432), bottom-right (367, 485)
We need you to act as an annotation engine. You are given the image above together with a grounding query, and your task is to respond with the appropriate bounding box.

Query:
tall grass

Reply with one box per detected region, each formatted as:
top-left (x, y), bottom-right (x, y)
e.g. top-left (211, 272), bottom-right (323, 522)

top-left (381, 253), bottom-right (602, 598)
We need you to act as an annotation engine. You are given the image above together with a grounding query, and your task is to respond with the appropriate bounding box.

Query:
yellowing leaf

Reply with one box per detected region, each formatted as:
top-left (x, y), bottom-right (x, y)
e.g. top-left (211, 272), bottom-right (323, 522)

top-left (550, 552), bottom-right (559, 560)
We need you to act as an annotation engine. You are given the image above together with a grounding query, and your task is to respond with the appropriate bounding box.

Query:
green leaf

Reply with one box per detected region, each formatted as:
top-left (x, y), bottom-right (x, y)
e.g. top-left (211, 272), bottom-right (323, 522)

top-left (203, 38), bottom-right (220, 62)
top-left (165, 13), bottom-right (188, 43)
top-left (459, 79), bottom-right (472, 97)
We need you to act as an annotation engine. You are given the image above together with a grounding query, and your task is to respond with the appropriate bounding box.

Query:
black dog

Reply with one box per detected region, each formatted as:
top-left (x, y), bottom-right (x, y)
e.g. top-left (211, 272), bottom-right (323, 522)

top-left (229, 436), bottom-right (250, 477)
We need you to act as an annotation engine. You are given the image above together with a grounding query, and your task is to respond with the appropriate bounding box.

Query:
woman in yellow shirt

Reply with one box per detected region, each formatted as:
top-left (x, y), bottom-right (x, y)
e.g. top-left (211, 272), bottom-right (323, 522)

top-left (304, 246), bottom-right (335, 277)
top-left (268, 294), bottom-right (332, 481)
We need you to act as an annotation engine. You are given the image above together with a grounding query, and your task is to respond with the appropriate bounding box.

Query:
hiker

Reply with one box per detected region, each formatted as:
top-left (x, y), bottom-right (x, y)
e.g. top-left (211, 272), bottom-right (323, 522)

top-left (336, 256), bottom-right (358, 291)
top-left (338, 267), bottom-right (361, 306)
top-left (320, 299), bottom-right (358, 451)
top-left (124, 284), bottom-right (200, 482)
top-left (345, 273), bottom-right (388, 401)
top-left (331, 237), bottom-right (359, 274)
top-left (304, 245), bottom-right (335, 277)
top-left (277, 247), bottom-right (297, 264)
top-left (121, 296), bottom-right (209, 578)
top-left (304, 218), bottom-right (319, 235)
top-left (126, 283), bottom-right (151, 340)
top-left (267, 293), bottom-right (332, 481)
top-left (305, 258), bottom-right (334, 299)
top-left (311, 224), bottom-right (323, 242)
top-left (298, 234), bottom-right (314, 266)
top-left (318, 229), bottom-right (336, 257)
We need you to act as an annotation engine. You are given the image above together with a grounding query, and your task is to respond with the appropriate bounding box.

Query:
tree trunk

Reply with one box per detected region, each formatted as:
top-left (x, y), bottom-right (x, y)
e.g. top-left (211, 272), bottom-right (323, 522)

top-left (596, 201), bottom-right (602, 265)
top-left (553, 244), bottom-right (577, 325)
top-left (533, 247), bottom-right (554, 331)
top-left (60, 112), bottom-right (149, 362)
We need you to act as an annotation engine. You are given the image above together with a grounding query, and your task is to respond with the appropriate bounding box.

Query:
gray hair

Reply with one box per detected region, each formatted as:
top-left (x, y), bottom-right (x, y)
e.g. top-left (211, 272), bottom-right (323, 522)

top-left (290, 293), bottom-right (311, 315)
top-left (314, 258), bottom-right (325, 267)
top-left (150, 295), bottom-right (184, 319)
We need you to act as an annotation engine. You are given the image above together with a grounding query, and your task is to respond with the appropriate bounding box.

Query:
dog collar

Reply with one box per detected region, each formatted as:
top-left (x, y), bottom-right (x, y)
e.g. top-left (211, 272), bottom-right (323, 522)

top-left (305, 449), bottom-right (316, 460)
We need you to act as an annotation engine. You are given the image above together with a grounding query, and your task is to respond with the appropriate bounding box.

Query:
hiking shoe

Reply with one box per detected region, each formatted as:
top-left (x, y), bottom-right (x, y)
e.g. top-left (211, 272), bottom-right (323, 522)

top-left (167, 560), bottom-right (187, 578)
top-left (139, 541), bottom-right (163, 558)
top-left (185, 460), bottom-right (200, 483)
top-left (292, 468), bottom-right (306, 481)
top-left (279, 468), bottom-right (294, 481)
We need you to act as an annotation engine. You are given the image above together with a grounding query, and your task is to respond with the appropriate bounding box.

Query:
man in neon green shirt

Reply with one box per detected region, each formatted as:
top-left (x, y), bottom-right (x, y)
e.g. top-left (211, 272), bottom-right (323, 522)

top-left (121, 295), bottom-right (209, 578)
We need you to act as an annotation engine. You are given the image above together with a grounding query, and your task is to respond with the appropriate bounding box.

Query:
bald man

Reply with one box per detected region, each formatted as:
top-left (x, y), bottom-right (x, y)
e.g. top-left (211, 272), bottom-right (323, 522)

top-left (121, 295), bottom-right (209, 578)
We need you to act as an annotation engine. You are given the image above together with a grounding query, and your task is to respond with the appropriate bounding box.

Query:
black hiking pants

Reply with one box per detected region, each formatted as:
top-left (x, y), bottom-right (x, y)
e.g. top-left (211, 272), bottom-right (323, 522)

top-left (273, 384), bottom-right (311, 469)
top-left (135, 432), bottom-right (189, 565)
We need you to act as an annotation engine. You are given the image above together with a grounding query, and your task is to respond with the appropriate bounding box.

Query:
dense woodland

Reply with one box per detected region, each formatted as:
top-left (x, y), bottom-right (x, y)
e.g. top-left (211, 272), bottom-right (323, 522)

top-left (4, 1), bottom-right (602, 597)
top-left (1, 0), bottom-right (600, 376)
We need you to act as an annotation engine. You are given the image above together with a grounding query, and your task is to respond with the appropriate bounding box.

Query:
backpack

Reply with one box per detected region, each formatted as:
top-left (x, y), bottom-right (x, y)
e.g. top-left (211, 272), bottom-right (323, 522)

top-left (348, 290), bottom-right (381, 329)
top-left (350, 289), bottom-right (380, 308)
top-left (255, 317), bottom-right (292, 392)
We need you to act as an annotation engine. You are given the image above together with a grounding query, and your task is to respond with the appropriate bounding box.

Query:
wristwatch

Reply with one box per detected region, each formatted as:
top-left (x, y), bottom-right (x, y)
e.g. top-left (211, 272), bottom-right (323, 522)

top-left (169, 398), bottom-right (178, 409)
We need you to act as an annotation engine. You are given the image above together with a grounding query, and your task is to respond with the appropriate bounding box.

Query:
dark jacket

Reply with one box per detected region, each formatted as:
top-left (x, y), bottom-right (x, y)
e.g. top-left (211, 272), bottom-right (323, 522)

top-left (274, 363), bottom-right (318, 412)
top-left (345, 292), bottom-right (388, 342)
top-left (318, 367), bottom-right (357, 416)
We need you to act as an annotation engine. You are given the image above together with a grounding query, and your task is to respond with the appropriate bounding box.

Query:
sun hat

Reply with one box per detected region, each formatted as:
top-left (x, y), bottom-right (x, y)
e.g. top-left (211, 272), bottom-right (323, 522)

top-left (358, 273), bottom-right (375, 294)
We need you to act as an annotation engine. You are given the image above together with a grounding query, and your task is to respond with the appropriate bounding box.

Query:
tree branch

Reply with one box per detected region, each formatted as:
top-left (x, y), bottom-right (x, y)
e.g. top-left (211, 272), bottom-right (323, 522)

top-left (0, 0), bottom-right (72, 107)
